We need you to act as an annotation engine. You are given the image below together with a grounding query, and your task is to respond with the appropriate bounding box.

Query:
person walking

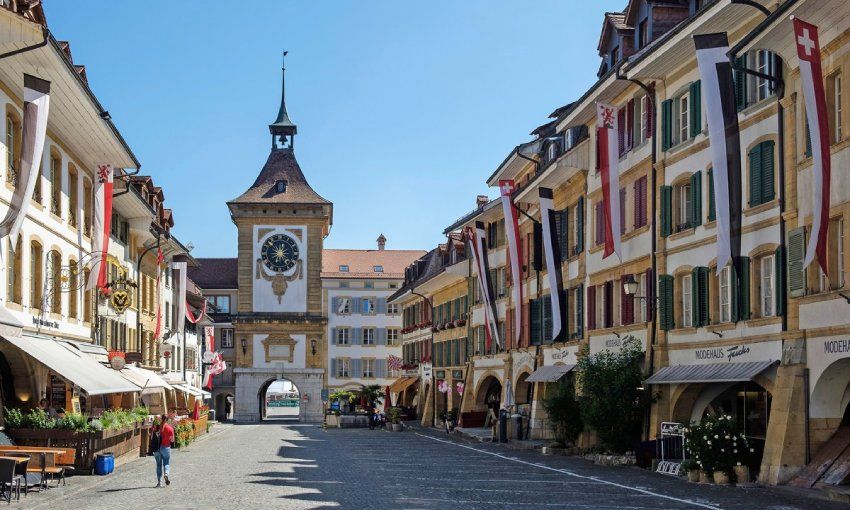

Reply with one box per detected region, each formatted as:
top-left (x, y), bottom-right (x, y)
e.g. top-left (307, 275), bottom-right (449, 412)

top-left (148, 420), bottom-right (163, 487)
top-left (153, 415), bottom-right (174, 487)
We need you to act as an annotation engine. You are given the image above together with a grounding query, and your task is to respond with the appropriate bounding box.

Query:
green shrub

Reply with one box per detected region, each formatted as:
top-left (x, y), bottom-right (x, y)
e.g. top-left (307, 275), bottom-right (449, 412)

top-left (3, 408), bottom-right (23, 429)
top-left (56, 413), bottom-right (92, 432)
top-left (685, 414), bottom-right (753, 479)
top-left (387, 407), bottom-right (402, 424)
top-left (22, 409), bottom-right (55, 429)
top-left (541, 378), bottom-right (583, 447)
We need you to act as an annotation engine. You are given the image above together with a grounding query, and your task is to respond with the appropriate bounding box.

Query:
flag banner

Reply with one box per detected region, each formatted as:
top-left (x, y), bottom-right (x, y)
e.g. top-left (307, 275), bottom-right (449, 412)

top-left (695, 33), bottom-right (742, 274)
top-left (0, 74), bottom-right (50, 240)
top-left (499, 180), bottom-right (522, 348)
top-left (539, 187), bottom-right (567, 342)
top-left (467, 221), bottom-right (501, 351)
top-left (86, 164), bottom-right (114, 291)
top-left (202, 326), bottom-right (216, 390)
top-left (153, 248), bottom-right (164, 341)
top-left (387, 355), bottom-right (402, 371)
top-left (186, 300), bottom-right (208, 324)
top-left (793, 16), bottom-right (831, 275)
top-left (596, 102), bottom-right (622, 260)
top-left (174, 261), bottom-right (187, 337)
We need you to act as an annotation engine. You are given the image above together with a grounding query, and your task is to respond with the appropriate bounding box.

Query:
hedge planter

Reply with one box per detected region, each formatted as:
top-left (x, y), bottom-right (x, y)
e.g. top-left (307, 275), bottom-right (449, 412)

top-left (687, 469), bottom-right (701, 483)
top-left (391, 423), bottom-right (403, 432)
top-left (699, 471), bottom-right (712, 484)
top-left (713, 471), bottom-right (731, 485)
top-left (734, 465), bottom-right (751, 485)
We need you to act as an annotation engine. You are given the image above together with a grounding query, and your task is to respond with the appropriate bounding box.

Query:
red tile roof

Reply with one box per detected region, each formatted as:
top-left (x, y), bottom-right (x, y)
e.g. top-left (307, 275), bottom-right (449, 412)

top-left (322, 249), bottom-right (426, 279)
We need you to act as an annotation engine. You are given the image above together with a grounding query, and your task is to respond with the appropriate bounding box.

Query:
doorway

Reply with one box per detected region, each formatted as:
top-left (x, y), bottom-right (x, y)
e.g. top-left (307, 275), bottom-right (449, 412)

top-left (259, 378), bottom-right (301, 421)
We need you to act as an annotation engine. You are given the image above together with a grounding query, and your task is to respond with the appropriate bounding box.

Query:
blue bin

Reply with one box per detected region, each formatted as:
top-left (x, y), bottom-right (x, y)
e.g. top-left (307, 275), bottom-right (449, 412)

top-left (94, 453), bottom-right (114, 475)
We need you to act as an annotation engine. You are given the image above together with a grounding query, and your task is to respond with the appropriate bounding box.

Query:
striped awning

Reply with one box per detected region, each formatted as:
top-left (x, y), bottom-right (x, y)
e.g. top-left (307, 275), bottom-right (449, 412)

top-left (645, 361), bottom-right (779, 385)
top-left (525, 364), bottom-right (576, 383)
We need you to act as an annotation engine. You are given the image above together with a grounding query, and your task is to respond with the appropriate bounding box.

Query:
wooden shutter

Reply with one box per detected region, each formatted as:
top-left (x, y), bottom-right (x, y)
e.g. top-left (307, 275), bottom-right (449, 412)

top-left (645, 268), bottom-right (655, 319)
top-left (644, 95), bottom-right (653, 140)
top-left (748, 143), bottom-right (763, 206)
top-left (530, 298), bottom-right (542, 345)
top-left (543, 295), bottom-right (553, 344)
top-left (521, 301), bottom-right (530, 347)
top-left (504, 303), bottom-right (513, 351)
top-left (775, 246), bottom-right (786, 316)
top-left (699, 267), bottom-right (710, 326)
top-left (621, 274), bottom-right (634, 325)
top-left (618, 107), bottom-right (626, 156)
top-left (634, 176), bottom-right (647, 228)
top-left (707, 168), bottom-right (716, 221)
top-left (689, 80), bottom-right (702, 138)
top-left (659, 274), bottom-right (674, 331)
top-left (377, 328), bottom-right (387, 345)
top-left (576, 196), bottom-right (584, 253)
top-left (788, 227), bottom-right (807, 297)
top-left (660, 185), bottom-right (673, 237)
top-left (330, 358), bottom-right (337, 377)
top-left (690, 171), bottom-right (702, 228)
top-left (691, 267), bottom-right (701, 327)
top-left (596, 201), bottom-right (605, 245)
top-left (576, 285), bottom-right (584, 337)
top-left (596, 128), bottom-right (601, 170)
top-left (587, 286), bottom-right (596, 330)
top-left (331, 327), bottom-right (337, 345)
top-left (661, 99), bottom-right (673, 150)
top-left (533, 223), bottom-right (543, 271)
top-left (735, 55), bottom-right (748, 111)
top-left (738, 256), bottom-right (751, 321)
top-left (627, 98), bottom-right (635, 150)
top-left (604, 281), bottom-right (614, 328)
top-left (620, 188), bottom-right (626, 235)
top-left (760, 141), bottom-right (775, 203)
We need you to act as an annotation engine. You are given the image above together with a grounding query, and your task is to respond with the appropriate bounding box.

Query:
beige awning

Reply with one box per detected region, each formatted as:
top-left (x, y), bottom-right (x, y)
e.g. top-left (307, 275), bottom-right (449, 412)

top-left (120, 365), bottom-right (174, 394)
top-left (389, 377), bottom-right (419, 393)
top-left (645, 361), bottom-right (778, 385)
top-left (525, 364), bottom-right (576, 383)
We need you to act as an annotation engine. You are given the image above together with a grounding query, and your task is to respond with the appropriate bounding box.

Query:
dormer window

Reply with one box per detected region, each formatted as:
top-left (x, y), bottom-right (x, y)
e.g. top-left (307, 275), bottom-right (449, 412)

top-left (611, 46), bottom-right (619, 67)
top-left (638, 19), bottom-right (648, 48)
top-left (373, 265), bottom-right (384, 273)
top-left (276, 179), bottom-right (287, 193)
top-left (339, 265), bottom-right (349, 272)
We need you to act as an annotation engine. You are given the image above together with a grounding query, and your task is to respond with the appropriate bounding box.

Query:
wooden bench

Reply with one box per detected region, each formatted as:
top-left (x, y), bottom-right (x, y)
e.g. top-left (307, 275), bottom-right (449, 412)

top-left (0, 446), bottom-right (74, 486)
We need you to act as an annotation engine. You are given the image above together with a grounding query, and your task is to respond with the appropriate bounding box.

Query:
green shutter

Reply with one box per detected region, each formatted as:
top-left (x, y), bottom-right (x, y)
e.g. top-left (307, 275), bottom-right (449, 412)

top-left (543, 295), bottom-right (553, 344)
top-left (730, 264), bottom-right (739, 323)
top-left (788, 227), bottom-right (807, 297)
top-left (660, 185), bottom-right (673, 237)
top-left (661, 99), bottom-right (673, 150)
top-left (735, 55), bottom-right (748, 111)
top-left (659, 274), bottom-right (675, 331)
top-left (749, 143), bottom-right (763, 207)
top-left (691, 267), bottom-right (700, 327)
top-left (576, 196), bottom-right (584, 253)
top-left (576, 285), bottom-right (584, 338)
top-left (530, 298), bottom-right (542, 346)
top-left (738, 256), bottom-right (751, 321)
top-left (690, 80), bottom-right (702, 138)
top-left (760, 141), bottom-right (775, 203)
top-left (805, 119), bottom-right (812, 157)
top-left (707, 168), bottom-right (716, 221)
top-left (691, 267), bottom-right (709, 327)
top-left (699, 267), bottom-right (710, 327)
top-left (775, 246), bottom-right (786, 316)
top-left (690, 170), bottom-right (702, 228)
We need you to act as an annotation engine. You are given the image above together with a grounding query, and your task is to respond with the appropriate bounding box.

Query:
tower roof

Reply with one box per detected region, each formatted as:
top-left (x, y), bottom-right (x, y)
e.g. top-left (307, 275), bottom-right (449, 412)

top-left (269, 52), bottom-right (297, 136)
top-left (228, 149), bottom-right (330, 206)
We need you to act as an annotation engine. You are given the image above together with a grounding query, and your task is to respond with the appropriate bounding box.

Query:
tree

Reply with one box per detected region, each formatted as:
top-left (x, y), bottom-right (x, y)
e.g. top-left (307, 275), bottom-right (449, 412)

top-left (575, 337), bottom-right (651, 454)
top-left (541, 377), bottom-right (583, 447)
top-left (358, 384), bottom-right (385, 410)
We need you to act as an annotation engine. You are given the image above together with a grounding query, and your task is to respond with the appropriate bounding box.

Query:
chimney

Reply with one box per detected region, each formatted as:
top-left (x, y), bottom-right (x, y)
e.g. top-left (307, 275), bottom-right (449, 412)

top-left (377, 234), bottom-right (387, 251)
top-left (476, 195), bottom-right (489, 208)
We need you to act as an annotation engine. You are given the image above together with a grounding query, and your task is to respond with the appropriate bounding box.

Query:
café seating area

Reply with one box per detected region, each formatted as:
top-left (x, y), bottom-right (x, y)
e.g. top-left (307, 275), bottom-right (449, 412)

top-left (0, 436), bottom-right (75, 505)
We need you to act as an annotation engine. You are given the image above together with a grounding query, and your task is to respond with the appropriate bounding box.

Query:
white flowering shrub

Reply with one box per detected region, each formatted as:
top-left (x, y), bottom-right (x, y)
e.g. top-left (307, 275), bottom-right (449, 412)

top-left (684, 414), bottom-right (753, 479)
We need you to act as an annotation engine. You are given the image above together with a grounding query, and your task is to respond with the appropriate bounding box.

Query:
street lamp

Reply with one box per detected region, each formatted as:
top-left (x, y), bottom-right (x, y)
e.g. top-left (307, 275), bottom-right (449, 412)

top-left (622, 275), bottom-right (640, 296)
top-left (241, 338), bottom-right (247, 355)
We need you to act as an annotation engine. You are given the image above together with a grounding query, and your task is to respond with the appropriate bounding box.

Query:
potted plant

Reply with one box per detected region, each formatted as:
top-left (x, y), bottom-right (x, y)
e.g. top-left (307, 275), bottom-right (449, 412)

top-left (388, 407), bottom-right (403, 431)
top-left (684, 415), bottom-right (753, 486)
top-left (680, 459), bottom-right (700, 483)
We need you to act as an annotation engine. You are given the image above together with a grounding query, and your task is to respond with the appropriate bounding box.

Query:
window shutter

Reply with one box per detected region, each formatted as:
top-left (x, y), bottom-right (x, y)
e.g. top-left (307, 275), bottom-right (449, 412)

top-left (620, 188), bottom-right (626, 235)
top-left (707, 168), bottom-right (716, 221)
top-left (587, 286), bottom-right (596, 330)
top-left (377, 328), bottom-right (387, 345)
top-left (543, 295), bottom-right (553, 344)
top-left (775, 246), bottom-right (786, 316)
top-left (805, 118), bottom-right (812, 157)
top-left (576, 196), bottom-right (584, 253)
top-left (634, 176), bottom-right (647, 228)
top-left (788, 227), bottom-right (807, 297)
top-left (645, 268), bottom-right (655, 319)
top-left (659, 274), bottom-right (674, 331)
top-left (738, 256), bottom-right (752, 321)
top-left (621, 274), bottom-right (634, 325)
top-left (690, 170), bottom-right (702, 228)
top-left (331, 328), bottom-right (337, 345)
top-left (618, 107), bottom-right (626, 156)
top-left (735, 55), bottom-right (748, 111)
top-left (644, 95), bottom-right (653, 140)
top-left (660, 185), bottom-right (673, 237)
top-left (748, 143), bottom-right (763, 207)
top-left (604, 281), bottom-right (614, 329)
top-left (332, 297), bottom-right (338, 312)
top-left (353, 298), bottom-right (362, 314)
top-left (353, 328), bottom-right (362, 345)
top-left (530, 298), bottom-right (541, 345)
top-left (661, 99), bottom-right (672, 150)
top-left (699, 267), bottom-right (710, 326)
top-left (330, 358), bottom-right (337, 377)
top-left (760, 141), bottom-right (775, 204)
top-left (690, 80), bottom-right (702, 138)
top-left (377, 298), bottom-right (387, 314)
top-left (533, 222), bottom-right (543, 271)
top-left (691, 267), bottom-right (701, 327)
top-left (576, 285), bottom-right (584, 337)
top-left (596, 201), bottom-right (606, 245)
top-left (596, 129), bottom-right (601, 170)
top-left (521, 302), bottom-right (530, 347)
top-left (351, 358), bottom-right (362, 378)
top-left (376, 359), bottom-right (387, 379)
top-left (627, 98), bottom-right (635, 150)
top-left (560, 209), bottom-right (569, 261)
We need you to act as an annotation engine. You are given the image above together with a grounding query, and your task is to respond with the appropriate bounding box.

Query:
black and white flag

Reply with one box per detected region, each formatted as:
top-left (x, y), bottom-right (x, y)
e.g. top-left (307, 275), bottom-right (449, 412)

top-left (0, 74), bottom-right (50, 240)
top-left (539, 188), bottom-right (566, 343)
top-left (467, 221), bottom-right (501, 351)
top-left (694, 33), bottom-right (742, 274)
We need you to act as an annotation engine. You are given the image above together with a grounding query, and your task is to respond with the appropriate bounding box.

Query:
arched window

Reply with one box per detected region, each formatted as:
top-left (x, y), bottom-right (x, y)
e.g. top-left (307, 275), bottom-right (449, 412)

top-left (49, 152), bottom-right (61, 216)
top-left (68, 164), bottom-right (78, 228)
top-left (5, 111), bottom-right (21, 184)
top-left (48, 250), bottom-right (61, 314)
top-left (83, 267), bottom-right (92, 323)
top-left (6, 235), bottom-right (21, 304)
top-left (30, 240), bottom-right (43, 309)
top-left (83, 178), bottom-right (92, 237)
top-left (68, 259), bottom-right (78, 319)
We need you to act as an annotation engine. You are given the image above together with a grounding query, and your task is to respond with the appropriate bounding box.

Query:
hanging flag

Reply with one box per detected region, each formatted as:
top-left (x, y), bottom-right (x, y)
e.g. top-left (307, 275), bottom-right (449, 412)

top-left (387, 355), bottom-right (403, 371)
top-left (695, 33), bottom-right (743, 274)
top-left (174, 261), bottom-right (187, 337)
top-left (793, 17), bottom-right (831, 275)
top-left (499, 180), bottom-right (522, 348)
top-left (467, 222), bottom-right (501, 351)
top-left (597, 102), bottom-right (622, 261)
top-left (153, 248), bottom-right (164, 341)
top-left (202, 326), bottom-right (216, 389)
top-left (539, 188), bottom-right (567, 343)
top-left (0, 74), bottom-right (50, 240)
top-left (186, 300), bottom-right (208, 324)
top-left (86, 164), bottom-right (114, 291)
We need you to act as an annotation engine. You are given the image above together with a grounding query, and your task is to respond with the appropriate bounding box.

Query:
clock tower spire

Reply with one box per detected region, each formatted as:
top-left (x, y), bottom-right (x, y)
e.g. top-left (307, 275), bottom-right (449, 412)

top-left (269, 50), bottom-right (297, 151)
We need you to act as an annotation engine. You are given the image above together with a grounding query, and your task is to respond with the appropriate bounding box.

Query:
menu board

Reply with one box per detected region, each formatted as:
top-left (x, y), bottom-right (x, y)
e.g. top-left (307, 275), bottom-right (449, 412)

top-left (49, 374), bottom-right (67, 411)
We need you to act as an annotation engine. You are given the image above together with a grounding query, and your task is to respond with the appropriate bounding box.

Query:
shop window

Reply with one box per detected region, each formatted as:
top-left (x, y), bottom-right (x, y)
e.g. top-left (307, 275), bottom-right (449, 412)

top-left (704, 382), bottom-right (771, 441)
top-left (6, 235), bottom-right (21, 304)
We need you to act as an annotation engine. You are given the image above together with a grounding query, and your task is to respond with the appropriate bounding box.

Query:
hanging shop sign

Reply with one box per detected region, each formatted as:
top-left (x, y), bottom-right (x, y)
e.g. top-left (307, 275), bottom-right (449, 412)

top-left (108, 350), bottom-right (126, 370)
top-left (422, 363), bottom-right (432, 380)
top-left (106, 269), bottom-right (136, 314)
top-left (125, 352), bottom-right (143, 364)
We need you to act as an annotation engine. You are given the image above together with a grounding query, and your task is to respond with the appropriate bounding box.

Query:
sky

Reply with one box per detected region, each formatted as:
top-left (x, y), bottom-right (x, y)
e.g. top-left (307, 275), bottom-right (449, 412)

top-left (45, 1), bottom-right (624, 257)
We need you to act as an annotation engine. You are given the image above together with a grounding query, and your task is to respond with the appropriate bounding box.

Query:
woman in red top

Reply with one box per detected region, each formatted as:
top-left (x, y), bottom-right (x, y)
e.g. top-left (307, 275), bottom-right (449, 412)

top-left (155, 415), bottom-right (174, 486)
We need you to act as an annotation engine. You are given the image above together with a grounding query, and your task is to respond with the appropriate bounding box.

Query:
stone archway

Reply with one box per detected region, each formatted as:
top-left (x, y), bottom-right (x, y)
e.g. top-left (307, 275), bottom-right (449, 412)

top-left (234, 369), bottom-right (324, 423)
top-left (475, 375), bottom-right (502, 413)
top-left (258, 377), bottom-right (302, 421)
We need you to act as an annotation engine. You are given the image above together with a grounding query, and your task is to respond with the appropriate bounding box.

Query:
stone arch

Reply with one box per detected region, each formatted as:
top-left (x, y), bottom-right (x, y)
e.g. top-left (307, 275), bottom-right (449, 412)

top-left (810, 358), bottom-right (850, 420)
top-left (514, 367), bottom-right (534, 406)
top-left (474, 373), bottom-right (502, 413)
top-left (257, 377), bottom-right (302, 421)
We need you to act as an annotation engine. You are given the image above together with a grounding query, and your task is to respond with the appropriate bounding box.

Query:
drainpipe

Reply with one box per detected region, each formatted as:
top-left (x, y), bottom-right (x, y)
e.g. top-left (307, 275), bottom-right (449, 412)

top-left (0, 25), bottom-right (48, 61)
top-left (616, 64), bottom-right (658, 440)
top-left (411, 290), bottom-right (435, 427)
top-left (136, 233), bottom-right (164, 363)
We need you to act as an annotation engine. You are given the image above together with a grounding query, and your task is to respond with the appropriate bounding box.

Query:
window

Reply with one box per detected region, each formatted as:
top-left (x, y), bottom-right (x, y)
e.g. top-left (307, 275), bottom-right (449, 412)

top-left (634, 176), bottom-right (648, 229)
top-left (362, 359), bottom-right (375, 378)
top-left (595, 201), bottom-right (606, 246)
top-left (638, 272), bottom-right (648, 322)
top-left (678, 93), bottom-right (690, 144)
top-left (748, 141), bottom-right (775, 207)
top-left (83, 268), bottom-right (92, 323)
top-left (5, 113), bottom-right (19, 184)
top-left (68, 259), bottom-right (78, 318)
top-left (339, 265), bottom-right (349, 272)
top-left (337, 328), bottom-right (350, 345)
top-left (221, 328), bottom-right (234, 348)
top-left (339, 281), bottom-right (349, 288)
top-left (676, 181), bottom-right (692, 232)
top-left (49, 153), bottom-right (61, 216)
top-left (362, 298), bottom-right (375, 314)
top-left (634, 94), bottom-right (646, 146)
top-left (336, 359), bottom-right (350, 378)
top-left (30, 240), bottom-right (43, 309)
top-left (830, 73), bottom-right (843, 143)
top-left (547, 141), bottom-right (558, 162)
top-left (68, 165), bottom-right (77, 227)
top-left (387, 302), bottom-right (399, 315)
top-left (572, 286), bottom-right (583, 337)
top-left (756, 50), bottom-right (771, 102)
top-left (719, 266), bottom-right (732, 323)
top-left (682, 274), bottom-right (693, 328)
top-left (387, 328), bottom-right (399, 345)
top-left (737, 50), bottom-right (780, 110)
top-left (838, 74), bottom-right (843, 142)
top-left (638, 19), bottom-right (648, 49)
top-left (6, 236), bottom-right (21, 305)
top-left (373, 265), bottom-right (383, 273)
top-left (819, 218), bottom-right (845, 292)
top-left (760, 255), bottom-right (775, 317)
top-left (207, 295), bottom-right (231, 314)
top-left (364, 282), bottom-right (373, 289)
top-left (83, 179), bottom-right (92, 237)
top-left (363, 328), bottom-right (375, 345)
top-left (336, 297), bottom-right (351, 314)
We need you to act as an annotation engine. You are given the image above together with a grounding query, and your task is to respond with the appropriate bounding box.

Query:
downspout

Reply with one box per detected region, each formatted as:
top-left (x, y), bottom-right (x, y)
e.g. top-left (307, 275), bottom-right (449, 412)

top-left (616, 64), bottom-right (658, 440)
top-left (136, 234), bottom-right (163, 364)
top-left (0, 25), bottom-right (48, 61)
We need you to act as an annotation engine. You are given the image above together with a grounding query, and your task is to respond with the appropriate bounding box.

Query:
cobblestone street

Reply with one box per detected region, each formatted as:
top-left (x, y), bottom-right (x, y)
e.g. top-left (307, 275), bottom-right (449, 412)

top-left (15, 421), bottom-right (848, 510)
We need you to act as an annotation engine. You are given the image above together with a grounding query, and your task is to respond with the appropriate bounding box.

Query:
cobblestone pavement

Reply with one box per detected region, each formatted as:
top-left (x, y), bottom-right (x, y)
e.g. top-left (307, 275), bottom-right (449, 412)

top-left (17, 421), bottom-right (849, 510)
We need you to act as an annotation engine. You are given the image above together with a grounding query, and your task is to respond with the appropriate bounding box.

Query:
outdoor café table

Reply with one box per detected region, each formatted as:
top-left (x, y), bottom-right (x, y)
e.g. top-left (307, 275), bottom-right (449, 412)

top-left (0, 456), bottom-right (28, 464)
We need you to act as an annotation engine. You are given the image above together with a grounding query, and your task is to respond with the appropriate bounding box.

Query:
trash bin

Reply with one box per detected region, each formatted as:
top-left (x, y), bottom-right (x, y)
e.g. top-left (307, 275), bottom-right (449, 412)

top-left (498, 409), bottom-right (508, 443)
top-left (512, 414), bottom-right (523, 440)
top-left (94, 453), bottom-right (114, 475)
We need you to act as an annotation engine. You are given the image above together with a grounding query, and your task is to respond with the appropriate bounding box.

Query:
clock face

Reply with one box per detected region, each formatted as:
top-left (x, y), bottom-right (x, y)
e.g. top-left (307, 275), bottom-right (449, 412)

top-left (260, 234), bottom-right (300, 273)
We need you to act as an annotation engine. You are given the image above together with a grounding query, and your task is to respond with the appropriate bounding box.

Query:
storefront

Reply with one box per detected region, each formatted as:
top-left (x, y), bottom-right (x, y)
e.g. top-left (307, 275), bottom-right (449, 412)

top-left (806, 335), bottom-right (850, 454)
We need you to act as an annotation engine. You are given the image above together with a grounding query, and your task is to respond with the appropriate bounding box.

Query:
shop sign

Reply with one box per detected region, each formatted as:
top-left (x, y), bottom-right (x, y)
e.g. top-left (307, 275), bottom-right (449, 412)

top-left (32, 316), bottom-right (59, 329)
top-left (661, 422), bottom-right (684, 436)
top-left (422, 363), bottom-right (432, 380)
top-left (435, 370), bottom-right (446, 379)
top-left (693, 345), bottom-right (751, 363)
top-left (108, 351), bottom-right (126, 370)
top-left (822, 339), bottom-right (850, 355)
top-left (589, 333), bottom-right (646, 356)
top-left (669, 340), bottom-right (781, 366)
top-left (451, 370), bottom-right (463, 379)
top-left (110, 290), bottom-right (131, 313)
top-left (125, 352), bottom-right (143, 364)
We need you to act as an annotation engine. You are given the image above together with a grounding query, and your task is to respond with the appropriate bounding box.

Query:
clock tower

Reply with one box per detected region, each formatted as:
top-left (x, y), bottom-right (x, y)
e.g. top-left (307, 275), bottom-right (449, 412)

top-left (226, 58), bottom-right (332, 422)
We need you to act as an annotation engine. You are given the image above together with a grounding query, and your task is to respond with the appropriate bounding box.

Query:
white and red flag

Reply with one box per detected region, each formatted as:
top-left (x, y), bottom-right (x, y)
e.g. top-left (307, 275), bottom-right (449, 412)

top-left (87, 164), bottom-right (113, 291)
top-left (174, 261), bottom-right (187, 337)
top-left (793, 16), bottom-right (831, 276)
top-left (153, 248), bottom-right (164, 340)
top-left (499, 180), bottom-right (522, 348)
top-left (0, 75), bottom-right (49, 241)
top-left (597, 102), bottom-right (622, 260)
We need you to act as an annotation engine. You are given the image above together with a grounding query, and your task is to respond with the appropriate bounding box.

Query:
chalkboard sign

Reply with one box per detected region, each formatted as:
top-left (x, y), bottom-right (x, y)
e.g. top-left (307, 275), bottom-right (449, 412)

top-left (50, 375), bottom-right (66, 411)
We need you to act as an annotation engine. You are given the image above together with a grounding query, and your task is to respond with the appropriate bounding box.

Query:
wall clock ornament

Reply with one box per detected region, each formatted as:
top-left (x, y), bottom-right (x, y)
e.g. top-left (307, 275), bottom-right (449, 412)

top-left (256, 233), bottom-right (304, 303)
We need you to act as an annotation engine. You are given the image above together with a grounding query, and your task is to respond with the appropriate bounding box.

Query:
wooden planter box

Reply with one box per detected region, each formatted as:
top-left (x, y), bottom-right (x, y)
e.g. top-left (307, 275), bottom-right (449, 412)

top-left (190, 415), bottom-right (208, 437)
top-left (9, 424), bottom-right (143, 474)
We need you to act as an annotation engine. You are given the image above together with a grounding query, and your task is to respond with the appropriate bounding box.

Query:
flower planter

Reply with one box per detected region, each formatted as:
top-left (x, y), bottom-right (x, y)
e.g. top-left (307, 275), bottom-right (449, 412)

top-left (713, 471), bottom-right (730, 485)
top-left (733, 465), bottom-right (750, 485)
top-left (687, 470), bottom-right (701, 483)
top-left (391, 423), bottom-right (403, 432)
top-left (699, 471), bottom-right (712, 484)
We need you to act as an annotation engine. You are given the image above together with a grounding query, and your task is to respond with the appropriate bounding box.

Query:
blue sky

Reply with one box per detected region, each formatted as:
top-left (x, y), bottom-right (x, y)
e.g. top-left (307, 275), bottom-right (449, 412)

top-left (46, 1), bottom-right (623, 257)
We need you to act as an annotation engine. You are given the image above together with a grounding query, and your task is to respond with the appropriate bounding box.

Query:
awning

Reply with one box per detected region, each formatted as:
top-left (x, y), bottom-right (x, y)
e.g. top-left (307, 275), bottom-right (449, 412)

top-left (120, 365), bottom-right (174, 394)
top-left (645, 361), bottom-right (779, 385)
top-left (389, 377), bottom-right (419, 393)
top-left (201, 390), bottom-right (212, 400)
top-left (2, 335), bottom-right (139, 396)
top-left (525, 364), bottom-right (576, 383)
top-left (173, 383), bottom-right (204, 398)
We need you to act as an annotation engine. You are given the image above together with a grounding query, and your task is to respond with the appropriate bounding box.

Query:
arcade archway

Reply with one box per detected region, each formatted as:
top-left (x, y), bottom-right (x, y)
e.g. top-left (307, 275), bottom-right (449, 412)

top-left (258, 378), bottom-right (301, 421)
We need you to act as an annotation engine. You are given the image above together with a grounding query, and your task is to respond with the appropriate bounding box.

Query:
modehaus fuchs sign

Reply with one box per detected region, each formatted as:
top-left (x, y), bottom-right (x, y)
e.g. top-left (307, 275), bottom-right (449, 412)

top-left (822, 339), bottom-right (850, 354)
top-left (694, 345), bottom-right (751, 363)
top-left (668, 340), bottom-right (781, 366)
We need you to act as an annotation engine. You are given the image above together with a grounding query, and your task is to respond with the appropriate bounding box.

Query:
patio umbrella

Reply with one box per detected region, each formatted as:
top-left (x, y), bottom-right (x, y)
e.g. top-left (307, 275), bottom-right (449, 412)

top-left (384, 385), bottom-right (393, 409)
top-left (503, 379), bottom-right (515, 409)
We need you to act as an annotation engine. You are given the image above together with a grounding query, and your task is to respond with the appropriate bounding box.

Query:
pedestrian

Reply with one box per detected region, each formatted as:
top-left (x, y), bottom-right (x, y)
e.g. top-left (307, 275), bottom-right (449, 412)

top-left (155, 414), bottom-right (174, 486)
top-left (149, 419), bottom-right (163, 487)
